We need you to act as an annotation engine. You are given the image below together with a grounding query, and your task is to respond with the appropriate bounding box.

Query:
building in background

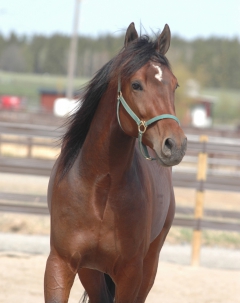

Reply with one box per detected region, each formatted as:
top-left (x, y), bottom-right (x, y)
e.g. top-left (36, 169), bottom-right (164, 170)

top-left (190, 96), bottom-right (216, 128)
top-left (186, 79), bottom-right (217, 128)
top-left (39, 88), bottom-right (82, 116)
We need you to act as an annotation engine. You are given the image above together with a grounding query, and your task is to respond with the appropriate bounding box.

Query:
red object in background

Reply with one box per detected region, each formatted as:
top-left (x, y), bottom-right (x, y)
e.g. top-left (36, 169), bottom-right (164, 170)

top-left (39, 89), bottom-right (80, 112)
top-left (40, 90), bottom-right (65, 112)
top-left (0, 95), bottom-right (21, 109)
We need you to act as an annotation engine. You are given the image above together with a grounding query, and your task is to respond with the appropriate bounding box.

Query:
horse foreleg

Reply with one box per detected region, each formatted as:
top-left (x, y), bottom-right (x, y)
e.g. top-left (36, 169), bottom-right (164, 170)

top-left (113, 258), bottom-right (143, 303)
top-left (136, 198), bottom-right (175, 303)
top-left (44, 249), bottom-right (76, 303)
top-left (78, 268), bottom-right (114, 303)
top-left (135, 229), bottom-right (168, 303)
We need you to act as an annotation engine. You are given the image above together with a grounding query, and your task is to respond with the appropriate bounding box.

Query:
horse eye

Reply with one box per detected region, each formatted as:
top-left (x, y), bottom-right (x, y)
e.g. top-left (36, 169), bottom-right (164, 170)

top-left (132, 82), bottom-right (143, 91)
top-left (175, 83), bottom-right (180, 90)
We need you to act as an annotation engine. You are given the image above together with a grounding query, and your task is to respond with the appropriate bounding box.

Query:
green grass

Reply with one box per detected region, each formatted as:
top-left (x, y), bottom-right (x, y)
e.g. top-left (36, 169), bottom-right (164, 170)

top-left (1, 71), bottom-right (240, 126)
top-left (202, 230), bottom-right (240, 248)
top-left (0, 71), bottom-right (89, 108)
top-left (167, 227), bottom-right (240, 249)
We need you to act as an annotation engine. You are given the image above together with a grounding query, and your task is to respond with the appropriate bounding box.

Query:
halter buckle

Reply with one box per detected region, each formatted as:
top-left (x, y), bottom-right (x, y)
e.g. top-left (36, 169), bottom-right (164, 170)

top-left (138, 121), bottom-right (147, 134)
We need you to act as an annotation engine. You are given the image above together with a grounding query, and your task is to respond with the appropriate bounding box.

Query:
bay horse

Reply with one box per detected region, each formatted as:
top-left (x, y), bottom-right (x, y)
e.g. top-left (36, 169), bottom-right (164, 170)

top-left (44, 23), bottom-right (187, 303)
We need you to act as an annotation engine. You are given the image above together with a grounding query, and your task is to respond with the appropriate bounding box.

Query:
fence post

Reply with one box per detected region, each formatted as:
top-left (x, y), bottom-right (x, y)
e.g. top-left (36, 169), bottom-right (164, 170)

top-left (191, 135), bottom-right (208, 266)
top-left (27, 137), bottom-right (33, 158)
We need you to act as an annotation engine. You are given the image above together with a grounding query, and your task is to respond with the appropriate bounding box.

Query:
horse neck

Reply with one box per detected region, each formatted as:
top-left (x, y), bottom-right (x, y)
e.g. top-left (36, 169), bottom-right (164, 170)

top-left (79, 88), bottom-right (136, 178)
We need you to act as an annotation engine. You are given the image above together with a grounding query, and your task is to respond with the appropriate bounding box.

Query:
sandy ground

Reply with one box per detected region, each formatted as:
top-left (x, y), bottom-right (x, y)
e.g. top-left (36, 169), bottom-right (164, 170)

top-left (0, 253), bottom-right (239, 303)
top-left (0, 173), bottom-right (239, 302)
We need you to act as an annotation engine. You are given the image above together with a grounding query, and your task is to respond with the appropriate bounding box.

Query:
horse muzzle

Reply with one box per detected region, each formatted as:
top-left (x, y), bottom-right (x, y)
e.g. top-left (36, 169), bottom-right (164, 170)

top-left (154, 136), bottom-right (187, 166)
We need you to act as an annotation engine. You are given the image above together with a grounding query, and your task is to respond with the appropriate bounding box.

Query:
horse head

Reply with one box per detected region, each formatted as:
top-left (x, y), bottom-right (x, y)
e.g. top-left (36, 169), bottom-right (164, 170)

top-left (117, 23), bottom-right (187, 166)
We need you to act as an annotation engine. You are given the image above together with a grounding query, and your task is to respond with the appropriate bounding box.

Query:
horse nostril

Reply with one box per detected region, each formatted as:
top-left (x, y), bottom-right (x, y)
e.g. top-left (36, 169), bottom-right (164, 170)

top-left (165, 138), bottom-right (174, 149)
top-left (162, 138), bottom-right (175, 157)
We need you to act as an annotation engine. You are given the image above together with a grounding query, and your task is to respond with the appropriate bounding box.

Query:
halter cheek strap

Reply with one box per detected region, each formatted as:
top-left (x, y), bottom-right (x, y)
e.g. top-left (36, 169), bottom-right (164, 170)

top-left (117, 78), bottom-right (180, 161)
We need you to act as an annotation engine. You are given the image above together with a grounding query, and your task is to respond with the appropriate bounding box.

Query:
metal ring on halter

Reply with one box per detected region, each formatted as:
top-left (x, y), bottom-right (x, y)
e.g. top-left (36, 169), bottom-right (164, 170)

top-left (138, 121), bottom-right (147, 134)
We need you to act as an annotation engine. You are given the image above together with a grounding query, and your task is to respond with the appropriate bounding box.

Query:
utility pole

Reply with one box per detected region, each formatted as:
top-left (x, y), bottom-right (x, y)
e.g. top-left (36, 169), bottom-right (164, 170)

top-left (66, 0), bottom-right (81, 100)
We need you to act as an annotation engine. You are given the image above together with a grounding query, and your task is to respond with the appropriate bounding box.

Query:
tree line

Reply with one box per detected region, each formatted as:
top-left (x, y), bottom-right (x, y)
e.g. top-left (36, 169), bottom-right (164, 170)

top-left (0, 31), bottom-right (240, 89)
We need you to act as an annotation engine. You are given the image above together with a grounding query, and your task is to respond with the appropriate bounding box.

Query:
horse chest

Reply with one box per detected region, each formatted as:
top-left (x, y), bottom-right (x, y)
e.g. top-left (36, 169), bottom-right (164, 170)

top-left (51, 161), bottom-right (173, 273)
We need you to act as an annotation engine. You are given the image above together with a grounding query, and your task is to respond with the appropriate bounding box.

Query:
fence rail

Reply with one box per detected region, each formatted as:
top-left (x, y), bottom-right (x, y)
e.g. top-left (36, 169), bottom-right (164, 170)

top-left (0, 123), bottom-right (239, 190)
top-left (0, 121), bottom-right (239, 266)
top-left (1, 156), bottom-right (239, 192)
top-left (0, 192), bottom-right (239, 232)
top-left (0, 121), bottom-right (239, 194)
top-left (0, 121), bottom-right (63, 138)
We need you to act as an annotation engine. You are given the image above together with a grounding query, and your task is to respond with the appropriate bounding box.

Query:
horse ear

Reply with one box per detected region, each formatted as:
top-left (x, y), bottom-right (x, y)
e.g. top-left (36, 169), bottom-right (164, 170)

top-left (156, 24), bottom-right (171, 55)
top-left (124, 22), bottom-right (138, 47)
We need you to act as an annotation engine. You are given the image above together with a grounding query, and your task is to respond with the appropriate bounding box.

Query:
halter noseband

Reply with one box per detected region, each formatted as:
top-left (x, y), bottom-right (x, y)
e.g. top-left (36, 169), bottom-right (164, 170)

top-left (117, 77), bottom-right (180, 161)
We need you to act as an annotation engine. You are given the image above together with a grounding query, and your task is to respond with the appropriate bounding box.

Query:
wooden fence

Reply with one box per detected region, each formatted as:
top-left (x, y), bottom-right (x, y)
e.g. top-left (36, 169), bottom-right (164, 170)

top-left (0, 121), bottom-right (239, 265)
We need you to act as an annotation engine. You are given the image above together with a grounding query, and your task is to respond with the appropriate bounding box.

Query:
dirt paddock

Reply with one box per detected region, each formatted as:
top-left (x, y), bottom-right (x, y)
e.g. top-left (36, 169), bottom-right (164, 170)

top-left (0, 253), bottom-right (239, 303)
top-left (0, 174), bottom-right (239, 303)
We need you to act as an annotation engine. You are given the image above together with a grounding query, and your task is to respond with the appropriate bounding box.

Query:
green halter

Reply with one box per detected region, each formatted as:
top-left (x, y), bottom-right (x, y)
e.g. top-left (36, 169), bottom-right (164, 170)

top-left (117, 77), bottom-right (180, 160)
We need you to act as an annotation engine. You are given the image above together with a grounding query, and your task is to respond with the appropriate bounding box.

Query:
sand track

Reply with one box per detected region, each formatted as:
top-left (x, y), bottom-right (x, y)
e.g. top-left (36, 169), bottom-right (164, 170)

top-left (0, 253), bottom-right (239, 303)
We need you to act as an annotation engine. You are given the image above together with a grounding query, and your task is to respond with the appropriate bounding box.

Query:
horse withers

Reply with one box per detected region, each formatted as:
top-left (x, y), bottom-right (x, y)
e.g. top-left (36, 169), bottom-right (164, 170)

top-left (44, 22), bottom-right (187, 303)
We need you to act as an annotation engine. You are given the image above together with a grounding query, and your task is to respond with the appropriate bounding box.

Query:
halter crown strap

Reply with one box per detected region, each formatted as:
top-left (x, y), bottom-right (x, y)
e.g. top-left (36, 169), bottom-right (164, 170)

top-left (117, 77), bottom-right (180, 160)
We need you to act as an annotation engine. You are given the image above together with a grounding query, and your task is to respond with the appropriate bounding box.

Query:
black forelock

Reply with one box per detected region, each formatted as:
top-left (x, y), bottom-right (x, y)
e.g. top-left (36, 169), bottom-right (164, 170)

top-left (113, 35), bottom-right (171, 79)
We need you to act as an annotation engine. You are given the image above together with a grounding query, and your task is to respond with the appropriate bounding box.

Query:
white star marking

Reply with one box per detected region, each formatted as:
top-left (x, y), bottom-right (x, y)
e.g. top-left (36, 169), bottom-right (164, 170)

top-left (152, 64), bottom-right (163, 82)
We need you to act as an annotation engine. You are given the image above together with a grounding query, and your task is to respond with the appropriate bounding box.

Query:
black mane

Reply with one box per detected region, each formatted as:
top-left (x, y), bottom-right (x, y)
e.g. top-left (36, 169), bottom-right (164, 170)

top-left (59, 34), bottom-right (171, 177)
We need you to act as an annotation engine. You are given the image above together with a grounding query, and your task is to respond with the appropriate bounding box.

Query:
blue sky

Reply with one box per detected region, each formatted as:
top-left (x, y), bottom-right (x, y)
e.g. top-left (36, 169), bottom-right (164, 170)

top-left (1, 0), bottom-right (240, 40)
